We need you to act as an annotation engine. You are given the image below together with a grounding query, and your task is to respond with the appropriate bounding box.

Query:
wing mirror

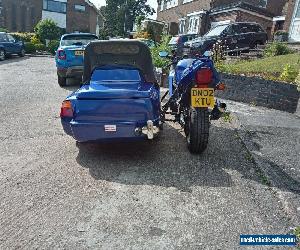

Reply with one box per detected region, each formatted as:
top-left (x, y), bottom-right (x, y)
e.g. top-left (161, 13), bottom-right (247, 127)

top-left (159, 51), bottom-right (169, 58)
top-left (203, 51), bottom-right (212, 57)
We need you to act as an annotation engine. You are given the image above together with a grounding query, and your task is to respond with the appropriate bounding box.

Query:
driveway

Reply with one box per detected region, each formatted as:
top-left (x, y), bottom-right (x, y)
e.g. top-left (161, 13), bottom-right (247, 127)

top-left (0, 56), bottom-right (294, 249)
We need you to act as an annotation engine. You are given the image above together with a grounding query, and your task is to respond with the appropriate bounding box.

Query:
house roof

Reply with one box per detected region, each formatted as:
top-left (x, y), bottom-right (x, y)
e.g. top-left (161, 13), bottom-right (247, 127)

top-left (210, 1), bottom-right (274, 18)
top-left (84, 0), bottom-right (104, 18)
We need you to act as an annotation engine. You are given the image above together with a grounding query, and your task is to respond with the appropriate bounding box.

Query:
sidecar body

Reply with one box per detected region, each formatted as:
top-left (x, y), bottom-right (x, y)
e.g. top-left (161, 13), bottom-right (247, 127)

top-left (60, 40), bottom-right (160, 142)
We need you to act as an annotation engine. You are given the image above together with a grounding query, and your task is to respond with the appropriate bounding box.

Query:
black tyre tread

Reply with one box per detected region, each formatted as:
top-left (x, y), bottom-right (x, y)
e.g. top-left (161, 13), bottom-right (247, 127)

top-left (188, 108), bottom-right (209, 154)
top-left (19, 49), bottom-right (25, 57)
top-left (58, 75), bottom-right (67, 87)
top-left (0, 49), bottom-right (5, 61)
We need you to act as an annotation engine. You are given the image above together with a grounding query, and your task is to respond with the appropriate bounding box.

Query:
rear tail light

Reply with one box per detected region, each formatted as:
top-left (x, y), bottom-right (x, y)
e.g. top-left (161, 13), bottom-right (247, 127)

top-left (57, 49), bottom-right (66, 60)
top-left (195, 68), bottom-right (213, 87)
top-left (60, 100), bottom-right (73, 118)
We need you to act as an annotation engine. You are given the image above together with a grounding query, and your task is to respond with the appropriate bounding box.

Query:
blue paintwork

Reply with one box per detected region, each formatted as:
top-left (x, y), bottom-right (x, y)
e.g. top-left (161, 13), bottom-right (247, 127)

top-left (168, 57), bottom-right (220, 95)
top-left (0, 32), bottom-right (24, 56)
top-left (55, 33), bottom-right (98, 73)
top-left (61, 65), bottom-right (160, 142)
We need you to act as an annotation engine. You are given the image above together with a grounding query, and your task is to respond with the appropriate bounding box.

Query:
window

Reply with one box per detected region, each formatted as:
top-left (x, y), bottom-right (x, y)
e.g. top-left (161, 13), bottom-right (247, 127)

top-left (205, 24), bottom-right (229, 37)
top-left (0, 33), bottom-right (7, 42)
top-left (188, 16), bottom-right (200, 34)
top-left (75, 4), bottom-right (85, 12)
top-left (295, 2), bottom-right (300, 18)
top-left (7, 34), bottom-right (15, 42)
top-left (160, 0), bottom-right (164, 11)
top-left (166, 0), bottom-right (178, 9)
top-left (31, 7), bottom-right (36, 27)
top-left (61, 35), bottom-right (98, 46)
top-left (91, 68), bottom-right (141, 82)
top-left (11, 3), bottom-right (16, 30)
top-left (179, 18), bottom-right (186, 34)
top-left (43, 0), bottom-right (66, 13)
top-left (21, 6), bottom-right (26, 32)
top-left (258, 0), bottom-right (268, 8)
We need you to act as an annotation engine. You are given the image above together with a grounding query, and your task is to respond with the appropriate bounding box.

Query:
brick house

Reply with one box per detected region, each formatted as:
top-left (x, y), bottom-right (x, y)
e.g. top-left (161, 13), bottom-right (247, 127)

top-left (0, 0), bottom-right (42, 32)
top-left (157, 0), bottom-right (288, 38)
top-left (0, 0), bottom-right (104, 35)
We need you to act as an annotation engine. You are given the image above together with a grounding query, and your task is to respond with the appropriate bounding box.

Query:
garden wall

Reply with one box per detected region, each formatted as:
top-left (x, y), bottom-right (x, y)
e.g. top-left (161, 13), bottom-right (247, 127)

top-left (216, 73), bottom-right (300, 114)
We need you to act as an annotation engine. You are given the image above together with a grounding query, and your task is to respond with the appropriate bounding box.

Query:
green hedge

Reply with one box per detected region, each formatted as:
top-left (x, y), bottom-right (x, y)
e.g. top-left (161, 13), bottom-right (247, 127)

top-left (0, 27), bottom-right (8, 32)
top-left (48, 40), bottom-right (60, 55)
top-left (35, 43), bottom-right (47, 51)
top-left (10, 32), bottom-right (35, 42)
top-left (24, 42), bottom-right (36, 54)
top-left (264, 42), bottom-right (293, 57)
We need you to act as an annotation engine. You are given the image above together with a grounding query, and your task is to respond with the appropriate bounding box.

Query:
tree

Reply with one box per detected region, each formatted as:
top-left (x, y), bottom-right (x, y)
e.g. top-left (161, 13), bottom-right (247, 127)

top-left (34, 19), bottom-right (62, 43)
top-left (104, 0), bottom-right (155, 37)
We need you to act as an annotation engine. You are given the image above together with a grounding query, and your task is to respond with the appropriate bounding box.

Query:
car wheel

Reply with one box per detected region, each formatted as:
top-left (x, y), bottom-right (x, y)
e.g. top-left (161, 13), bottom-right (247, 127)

top-left (0, 49), bottom-right (5, 61)
top-left (58, 74), bottom-right (67, 87)
top-left (19, 49), bottom-right (25, 57)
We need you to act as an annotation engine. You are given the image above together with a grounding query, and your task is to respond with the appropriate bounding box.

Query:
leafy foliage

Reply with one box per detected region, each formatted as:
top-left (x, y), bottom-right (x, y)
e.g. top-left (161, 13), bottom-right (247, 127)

top-left (30, 35), bottom-right (42, 45)
top-left (34, 19), bottom-right (62, 43)
top-left (24, 42), bottom-right (36, 54)
top-left (35, 43), bottom-right (47, 52)
top-left (134, 31), bottom-right (151, 39)
top-left (274, 30), bottom-right (289, 36)
top-left (280, 64), bottom-right (298, 82)
top-left (104, 0), bottom-right (155, 37)
top-left (295, 71), bottom-right (300, 90)
top-left (10, 32), bottom-right (35, 42)
top-left (47, 40), bottom-right (60, 55)
top-left (264, 42), bottom-right (292, 57)
top-left (0, 27), bottom-right (8, 32)
top-left (150, 35), bottom-right (171, 68)
top-left (218, 53), bottom-right (300, 83)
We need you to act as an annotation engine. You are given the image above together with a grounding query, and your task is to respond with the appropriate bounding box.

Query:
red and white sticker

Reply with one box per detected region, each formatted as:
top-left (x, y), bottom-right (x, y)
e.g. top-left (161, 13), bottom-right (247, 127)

top-left (104, 125), bottom-right (116, 132)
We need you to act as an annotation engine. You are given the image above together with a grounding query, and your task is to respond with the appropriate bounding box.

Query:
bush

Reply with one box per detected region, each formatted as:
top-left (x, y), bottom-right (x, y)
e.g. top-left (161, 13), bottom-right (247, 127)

top-left (24, 42), bottom-right (36, 54)
top-left (274, 30), bottom-right (289, 36)
top-left (295, 71), bottom-right (300, 90)
top-left (280, 64), bottom-right (298, 82)
top-left (150, 35), bottom-right (171, 68)
top-left (264, 42), bottom-right (292, 57)
top-left (47, 40), bottom-right (60, 55)
top-left (10, 32), bottom-right (35, 42)
top-left (30, 35), bottom-right (42, 45)
top-left (0, 27), bottom-right (8, 32)
top-left (34, 19), bottom-right (62, 43)
top-left (35, 43), bottom-right (47, 51)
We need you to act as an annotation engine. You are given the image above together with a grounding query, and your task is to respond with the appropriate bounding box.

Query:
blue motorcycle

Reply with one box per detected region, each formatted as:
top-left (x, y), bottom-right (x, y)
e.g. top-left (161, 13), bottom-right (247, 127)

top-left (60, 40), bottom-right (225, 154)
top-left (159, 50), bottom-right (226, 153)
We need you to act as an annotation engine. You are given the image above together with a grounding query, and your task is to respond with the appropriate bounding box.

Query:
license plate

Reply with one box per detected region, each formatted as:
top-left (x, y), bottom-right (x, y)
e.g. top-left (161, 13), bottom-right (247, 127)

top-left (75, 50), bottom-right (84, 56)
top-left (104, 125), bottom-right (116, 132)
top-left (191, 88), bottom-right (215, 108)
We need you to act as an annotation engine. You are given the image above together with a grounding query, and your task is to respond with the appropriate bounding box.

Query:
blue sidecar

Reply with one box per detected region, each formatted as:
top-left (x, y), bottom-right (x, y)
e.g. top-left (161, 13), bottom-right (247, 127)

top-left (60, 40), bottom-right (161, 142)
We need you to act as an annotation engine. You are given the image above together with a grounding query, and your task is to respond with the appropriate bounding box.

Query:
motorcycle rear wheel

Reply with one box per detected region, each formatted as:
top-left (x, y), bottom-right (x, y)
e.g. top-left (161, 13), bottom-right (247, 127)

top-left (186, 107), bottom-right (209, 154)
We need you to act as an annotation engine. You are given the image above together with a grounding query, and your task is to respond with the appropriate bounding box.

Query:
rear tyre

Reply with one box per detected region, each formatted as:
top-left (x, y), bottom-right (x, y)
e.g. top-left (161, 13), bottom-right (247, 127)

top-left (186, 107), bottom-right (209, 154)
top-left (0, 49), bottom-right (5, 61)
top-left (19, 49), bottom-right (25, 57)
top-left (58, 74), bottom-right (67, 87)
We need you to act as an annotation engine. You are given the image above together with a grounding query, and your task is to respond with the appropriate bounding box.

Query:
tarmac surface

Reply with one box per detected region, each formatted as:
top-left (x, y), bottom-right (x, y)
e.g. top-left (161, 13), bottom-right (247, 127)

top-left (0, 56), bottom-right (297, 249)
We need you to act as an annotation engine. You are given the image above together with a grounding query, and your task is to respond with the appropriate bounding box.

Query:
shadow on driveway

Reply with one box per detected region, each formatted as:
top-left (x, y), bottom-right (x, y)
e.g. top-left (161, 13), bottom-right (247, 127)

top-left (75, 123), bottom-right (262, 191)
top-left (0, 56), bottom-right (30, 65)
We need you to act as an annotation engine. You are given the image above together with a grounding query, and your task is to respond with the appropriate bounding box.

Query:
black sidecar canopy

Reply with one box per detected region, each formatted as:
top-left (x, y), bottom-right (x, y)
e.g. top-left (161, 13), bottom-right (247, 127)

top-left (83, 40), bottom-right (157, 83)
